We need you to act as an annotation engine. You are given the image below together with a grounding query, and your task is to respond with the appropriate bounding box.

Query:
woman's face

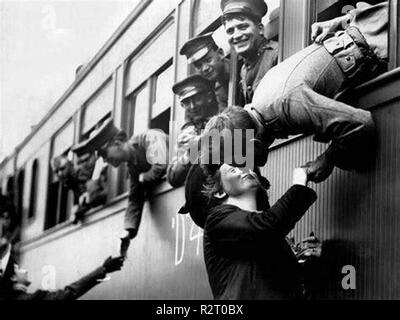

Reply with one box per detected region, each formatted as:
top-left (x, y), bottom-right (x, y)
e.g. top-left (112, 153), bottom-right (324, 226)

top-left (219, 164), bottom-right (259, 197)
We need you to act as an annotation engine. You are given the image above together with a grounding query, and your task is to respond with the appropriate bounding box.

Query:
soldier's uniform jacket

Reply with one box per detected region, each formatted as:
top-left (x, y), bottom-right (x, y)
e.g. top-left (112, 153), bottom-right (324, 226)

top-left (240, 37), bottom-right (279, 104)
top-left (3, 266), bottom-right (107, 300)
top-left (167, 120), bottom-right (206, 188)
top-left (63, 172), bottom-right (85, 205)
top-left (124, 130), bottom-right (168, 231)
top-left (203, 185), bottom-right (317, 300)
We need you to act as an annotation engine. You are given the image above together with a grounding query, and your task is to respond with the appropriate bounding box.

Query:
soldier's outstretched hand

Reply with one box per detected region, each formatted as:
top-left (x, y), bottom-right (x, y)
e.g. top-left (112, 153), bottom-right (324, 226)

top-left (302, 154), bottom-right (335, 183)
top-left (103, 256), bottom-right (125, 273)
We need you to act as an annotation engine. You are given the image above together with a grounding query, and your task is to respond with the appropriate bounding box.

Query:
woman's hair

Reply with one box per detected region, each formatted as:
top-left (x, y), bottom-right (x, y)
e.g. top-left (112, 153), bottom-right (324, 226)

top-left (204, 106), bottom-right (256, 132)
top-left (202, 169), bottom-right (225, 202)
top-left (200, 106), bottom-right (257, 174)
top-left (202, 166), bottom-right (270, 210)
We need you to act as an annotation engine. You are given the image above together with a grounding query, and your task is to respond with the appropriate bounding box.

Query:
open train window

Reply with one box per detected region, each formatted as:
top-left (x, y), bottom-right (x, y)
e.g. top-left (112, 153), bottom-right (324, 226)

top-left (118, 19), bottom-right (175, 195)
top-left (45, 120), bottom-right (74, 230)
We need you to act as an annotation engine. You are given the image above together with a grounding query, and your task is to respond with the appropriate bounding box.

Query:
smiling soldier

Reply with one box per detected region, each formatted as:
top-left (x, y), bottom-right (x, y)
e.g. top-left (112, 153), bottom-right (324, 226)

top-left (221, 0), bottom-right (278, 104)
top-left (180, 33), bottom-right (230, 112)
top-left (167, 75), bottom-right (219, 187)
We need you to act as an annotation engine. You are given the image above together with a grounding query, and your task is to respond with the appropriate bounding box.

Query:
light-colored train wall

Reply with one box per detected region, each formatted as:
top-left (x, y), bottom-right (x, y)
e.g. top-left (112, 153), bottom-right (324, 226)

top-left (20, 143), bottom-right (51, 241)
top-left (19, 186), bottom-right (212, 299)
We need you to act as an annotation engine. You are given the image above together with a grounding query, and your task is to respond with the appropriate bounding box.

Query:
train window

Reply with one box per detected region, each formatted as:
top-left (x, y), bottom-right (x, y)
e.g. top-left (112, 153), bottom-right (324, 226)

top-left (28, 159), bottom-right (39, 219)
top-left (150, 60), bottom-right (173, 134)
top-left (45, 121), bottom-right (74, 230)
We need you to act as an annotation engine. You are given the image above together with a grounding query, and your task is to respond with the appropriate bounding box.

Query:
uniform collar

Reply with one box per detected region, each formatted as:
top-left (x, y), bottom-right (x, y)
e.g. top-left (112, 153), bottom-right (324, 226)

top-left (243, 37), bottom-right (274, 68)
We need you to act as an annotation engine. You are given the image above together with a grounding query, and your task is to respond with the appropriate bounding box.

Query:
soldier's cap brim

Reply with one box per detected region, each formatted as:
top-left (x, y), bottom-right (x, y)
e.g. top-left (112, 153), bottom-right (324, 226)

top-left (172, 75), bottom-right (213, 103)
top-left (72, 140), bottom-right (92, 157)
top-left (180, 32), bottom-right (216, 64)
top-left (74, 118), bottom-right (119, 153)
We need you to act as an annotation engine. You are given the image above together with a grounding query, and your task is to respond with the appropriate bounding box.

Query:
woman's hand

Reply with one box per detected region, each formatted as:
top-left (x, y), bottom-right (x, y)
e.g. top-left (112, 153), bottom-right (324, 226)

top-left (292, 167), bottom-right (308, 186)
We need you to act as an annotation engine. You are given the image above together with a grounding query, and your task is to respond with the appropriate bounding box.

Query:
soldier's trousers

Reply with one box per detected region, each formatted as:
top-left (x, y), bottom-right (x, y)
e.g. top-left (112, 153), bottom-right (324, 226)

top-left (251, 35), bottom-right (382, 170)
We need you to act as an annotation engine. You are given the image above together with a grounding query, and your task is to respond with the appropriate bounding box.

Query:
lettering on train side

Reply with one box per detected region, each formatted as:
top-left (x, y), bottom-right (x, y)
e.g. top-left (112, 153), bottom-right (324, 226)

top-left (172, 214), bottom-right (203, 266)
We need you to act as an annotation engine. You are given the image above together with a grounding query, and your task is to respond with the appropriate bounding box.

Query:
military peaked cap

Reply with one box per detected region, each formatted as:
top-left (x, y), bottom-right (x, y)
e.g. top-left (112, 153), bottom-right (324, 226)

top-left (72, 118), bottom-right (119, 155)
top-left (172, 75), bottom-right (214, 101)
top-left (180, 32), bottom-right (217, 64)
top-left (220, 0), bottom-right (268, 20)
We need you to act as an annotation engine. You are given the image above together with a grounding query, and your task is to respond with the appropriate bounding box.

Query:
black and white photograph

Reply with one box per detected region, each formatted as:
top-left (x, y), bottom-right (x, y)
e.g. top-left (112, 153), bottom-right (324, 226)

top-left (0, 0), bottom-right (399, 309)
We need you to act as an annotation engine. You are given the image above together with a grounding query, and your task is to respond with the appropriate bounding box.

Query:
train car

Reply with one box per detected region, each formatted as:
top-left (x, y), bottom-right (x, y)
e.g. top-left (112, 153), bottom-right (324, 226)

top-left (0, 0), bottom-right (399, 299)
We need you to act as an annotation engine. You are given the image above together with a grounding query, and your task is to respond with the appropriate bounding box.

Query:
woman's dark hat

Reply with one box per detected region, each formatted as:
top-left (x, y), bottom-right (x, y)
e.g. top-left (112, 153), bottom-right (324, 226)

top-left (178, 164), bottom-right (215, 228)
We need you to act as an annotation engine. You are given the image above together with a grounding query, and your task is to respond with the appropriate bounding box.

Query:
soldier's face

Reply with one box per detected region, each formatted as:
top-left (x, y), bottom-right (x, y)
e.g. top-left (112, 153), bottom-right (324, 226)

top-left (54, 158), bottom-right (73, 181)
top-left (99, 142), bottom-right (126, 168)
top-left (219, 164), bottom-right (259, 197)
top-left (181, 92), bottom-right (212, 122)
top-left (193, 50), bottom-right (225, 81)
top-left (224, 17), bottom-right (263, 56)
top-left (76, 153), bottom-right (96, 179)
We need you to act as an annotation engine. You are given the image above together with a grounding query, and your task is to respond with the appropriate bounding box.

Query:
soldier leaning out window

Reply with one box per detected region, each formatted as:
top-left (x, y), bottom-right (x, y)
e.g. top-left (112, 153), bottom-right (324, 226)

top-left (72, 118), bottom-right (168, 257)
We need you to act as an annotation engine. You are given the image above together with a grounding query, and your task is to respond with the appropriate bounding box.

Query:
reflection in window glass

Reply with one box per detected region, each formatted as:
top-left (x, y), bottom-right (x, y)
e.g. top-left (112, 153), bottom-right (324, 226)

top-left (82, 80), bottom-right (113, 135)
top-left (152, 64), bottom-right (173, 119)
top-left (132, 85), bottom-right (150, 135)
top-left (52, 121), bottom-right (73, 158)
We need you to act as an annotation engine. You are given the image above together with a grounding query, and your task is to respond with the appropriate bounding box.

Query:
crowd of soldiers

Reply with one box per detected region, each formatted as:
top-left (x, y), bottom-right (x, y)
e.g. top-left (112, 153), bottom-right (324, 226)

top-left (0, 0), bottom-right (388, 300)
